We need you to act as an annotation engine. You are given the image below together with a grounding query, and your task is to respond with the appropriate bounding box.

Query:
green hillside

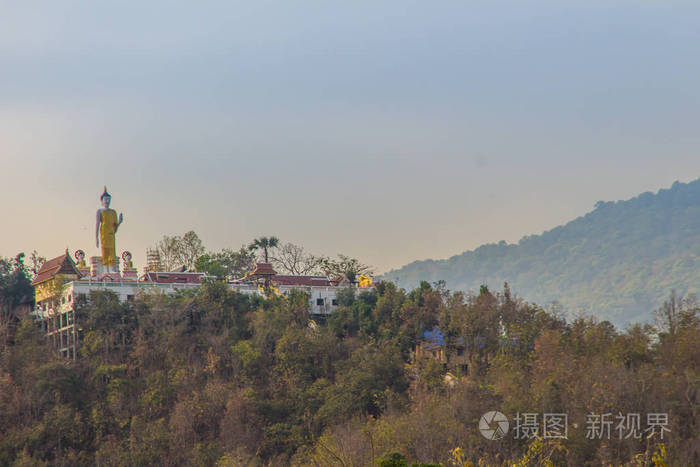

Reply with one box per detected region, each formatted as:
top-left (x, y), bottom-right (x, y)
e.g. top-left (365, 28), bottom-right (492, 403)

top-left (383, 178), bottom-right (700, 326)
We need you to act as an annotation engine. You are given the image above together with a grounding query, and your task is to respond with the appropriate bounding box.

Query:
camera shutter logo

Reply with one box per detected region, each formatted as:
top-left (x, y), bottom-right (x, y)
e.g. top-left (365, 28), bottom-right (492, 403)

top-left (479, 411), bottom-right (509, 440)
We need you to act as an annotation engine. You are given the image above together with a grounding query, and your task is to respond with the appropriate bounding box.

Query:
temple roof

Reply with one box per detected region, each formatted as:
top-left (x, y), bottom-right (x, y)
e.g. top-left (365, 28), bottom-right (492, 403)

top-left (252, 263), bottom-right (277, 276)
top-left (141, 271), bottom-right (206, 284)
top-left (273, 275), bottom-right (331, 287)
top-left (247, 264), bottom-right (333, 286)
top-left (31, 252), bottom-right (80, 286)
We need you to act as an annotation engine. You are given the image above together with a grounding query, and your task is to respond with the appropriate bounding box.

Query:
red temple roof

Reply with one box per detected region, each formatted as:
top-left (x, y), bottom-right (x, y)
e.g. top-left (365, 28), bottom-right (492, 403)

top-left (252, 263), bottom-right (277, 276)
top-left (31, 253), bottom-right (80, 286)
top-left (273, 275), bottom-right (331, 287)
top-left (141, 271), bottom-right (205, 284)
top-left (247, 263), bottom-right (332, 286)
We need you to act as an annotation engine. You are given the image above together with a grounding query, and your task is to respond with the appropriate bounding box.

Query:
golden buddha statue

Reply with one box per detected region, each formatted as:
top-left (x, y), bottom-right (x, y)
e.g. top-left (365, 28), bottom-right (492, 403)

top-left (95, 187), bottom-right (124, 273)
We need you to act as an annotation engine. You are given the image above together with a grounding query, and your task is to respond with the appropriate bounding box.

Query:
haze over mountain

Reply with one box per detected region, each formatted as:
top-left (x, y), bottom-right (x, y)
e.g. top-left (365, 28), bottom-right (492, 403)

top-left (383, 178), bottom-right (700, 327)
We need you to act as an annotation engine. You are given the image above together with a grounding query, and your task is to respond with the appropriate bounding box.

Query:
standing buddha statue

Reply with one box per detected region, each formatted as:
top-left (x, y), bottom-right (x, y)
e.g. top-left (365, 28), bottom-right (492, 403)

top-left (95, 187), bottom-right (124, 273)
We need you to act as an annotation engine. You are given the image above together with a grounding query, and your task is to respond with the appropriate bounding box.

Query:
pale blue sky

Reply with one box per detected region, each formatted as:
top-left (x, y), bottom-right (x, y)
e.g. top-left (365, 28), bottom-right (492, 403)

top-left (1, 1), bottom-right (699, 272)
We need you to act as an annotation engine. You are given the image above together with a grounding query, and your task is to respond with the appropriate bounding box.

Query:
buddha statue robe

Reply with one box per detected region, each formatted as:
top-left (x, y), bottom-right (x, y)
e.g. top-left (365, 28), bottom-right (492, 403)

top-left (99, 208), bottom-right (119, 267)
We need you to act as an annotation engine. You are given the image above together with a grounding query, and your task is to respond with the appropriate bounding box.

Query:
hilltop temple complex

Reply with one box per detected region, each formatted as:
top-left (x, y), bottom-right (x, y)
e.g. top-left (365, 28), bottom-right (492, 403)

top-left (31, 188), bottom-right (371, 359)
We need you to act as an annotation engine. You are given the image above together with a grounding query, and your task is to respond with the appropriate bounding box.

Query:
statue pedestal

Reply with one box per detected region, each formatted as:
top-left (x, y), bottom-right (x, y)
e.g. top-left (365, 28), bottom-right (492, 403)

top-left (122, 268), bottom-right (138, 281)
top-left (90, 256), bottom-right (120, 277)
top-left (96, 272), bottom-right (122, 282)
top-left (90, 256), bottom-right (102, 277)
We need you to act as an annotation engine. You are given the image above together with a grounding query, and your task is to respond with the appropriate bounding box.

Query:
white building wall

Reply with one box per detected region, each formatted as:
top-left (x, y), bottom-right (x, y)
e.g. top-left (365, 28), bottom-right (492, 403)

top-left (41, 280), bottom-right (372, 317)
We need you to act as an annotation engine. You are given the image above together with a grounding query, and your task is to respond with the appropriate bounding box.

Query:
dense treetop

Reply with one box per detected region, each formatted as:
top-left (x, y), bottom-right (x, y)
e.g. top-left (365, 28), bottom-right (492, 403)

top-left (0, 256), bottom-right (697, 465)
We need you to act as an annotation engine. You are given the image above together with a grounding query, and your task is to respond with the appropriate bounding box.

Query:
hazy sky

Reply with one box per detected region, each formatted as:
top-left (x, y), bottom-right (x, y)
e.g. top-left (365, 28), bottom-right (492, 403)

top-left (2, 1), bottom-right (699, 273)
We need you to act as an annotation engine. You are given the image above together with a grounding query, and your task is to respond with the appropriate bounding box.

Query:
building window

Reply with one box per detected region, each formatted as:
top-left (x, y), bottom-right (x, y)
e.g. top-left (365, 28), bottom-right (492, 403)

top-left (127, 295), bottom-right (135, 302)
top-left (332, 299), bottom-right (338, 306)
top-left (316, 298), bottom-right (324, 306)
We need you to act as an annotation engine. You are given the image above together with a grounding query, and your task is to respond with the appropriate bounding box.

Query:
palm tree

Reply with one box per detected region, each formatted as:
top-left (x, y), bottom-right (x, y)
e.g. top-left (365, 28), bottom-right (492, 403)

top-left (248, 236), bottom-right (280, 263)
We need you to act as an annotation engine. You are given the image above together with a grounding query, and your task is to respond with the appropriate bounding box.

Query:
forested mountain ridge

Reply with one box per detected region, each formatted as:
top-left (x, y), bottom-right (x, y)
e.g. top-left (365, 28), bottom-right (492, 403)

top-left (383, 177), bottom-right (700, 326)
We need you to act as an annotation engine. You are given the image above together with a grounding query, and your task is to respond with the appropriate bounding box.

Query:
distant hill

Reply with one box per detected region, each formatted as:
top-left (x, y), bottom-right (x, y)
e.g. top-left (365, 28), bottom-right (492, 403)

top-left (382, 178), bottom-right (700, 327)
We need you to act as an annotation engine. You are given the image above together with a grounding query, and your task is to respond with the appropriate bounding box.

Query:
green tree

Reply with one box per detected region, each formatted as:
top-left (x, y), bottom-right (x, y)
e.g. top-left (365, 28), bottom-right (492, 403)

top-left (179, 230), bottom-right (205, 271)
top-left (0, 253), bottom-right (34, 345)
top-left (319, 342), bottom-right (408, 422)
top-left (248, 236), bottom-right (280, 263)
top-left (195, 246), bottom-right (256, 279)
top-left (2, 276), bottom-right (699, 466)
top-left (155, 235), bottom-right (182, 271)
top-left (153, 231), bottom-right (205, 271)
top-left (320, 254), bottom-right (374, 283)
top-left (271, 242), bottom-right (322, 275)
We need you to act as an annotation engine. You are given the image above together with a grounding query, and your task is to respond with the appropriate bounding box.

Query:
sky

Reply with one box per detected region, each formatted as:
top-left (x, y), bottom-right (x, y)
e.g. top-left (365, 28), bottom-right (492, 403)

top-left (1, 0), bottom-right (700, 273)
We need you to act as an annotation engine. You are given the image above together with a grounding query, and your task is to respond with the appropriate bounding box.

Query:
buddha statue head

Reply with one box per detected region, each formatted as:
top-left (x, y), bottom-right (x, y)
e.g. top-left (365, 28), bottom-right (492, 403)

top-left (100, 187), bottom-right (111, 208)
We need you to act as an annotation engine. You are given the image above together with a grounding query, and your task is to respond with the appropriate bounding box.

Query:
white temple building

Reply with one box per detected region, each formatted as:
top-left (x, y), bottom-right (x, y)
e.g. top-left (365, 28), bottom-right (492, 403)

top-left (32, 251), bottom-right (370, 359)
